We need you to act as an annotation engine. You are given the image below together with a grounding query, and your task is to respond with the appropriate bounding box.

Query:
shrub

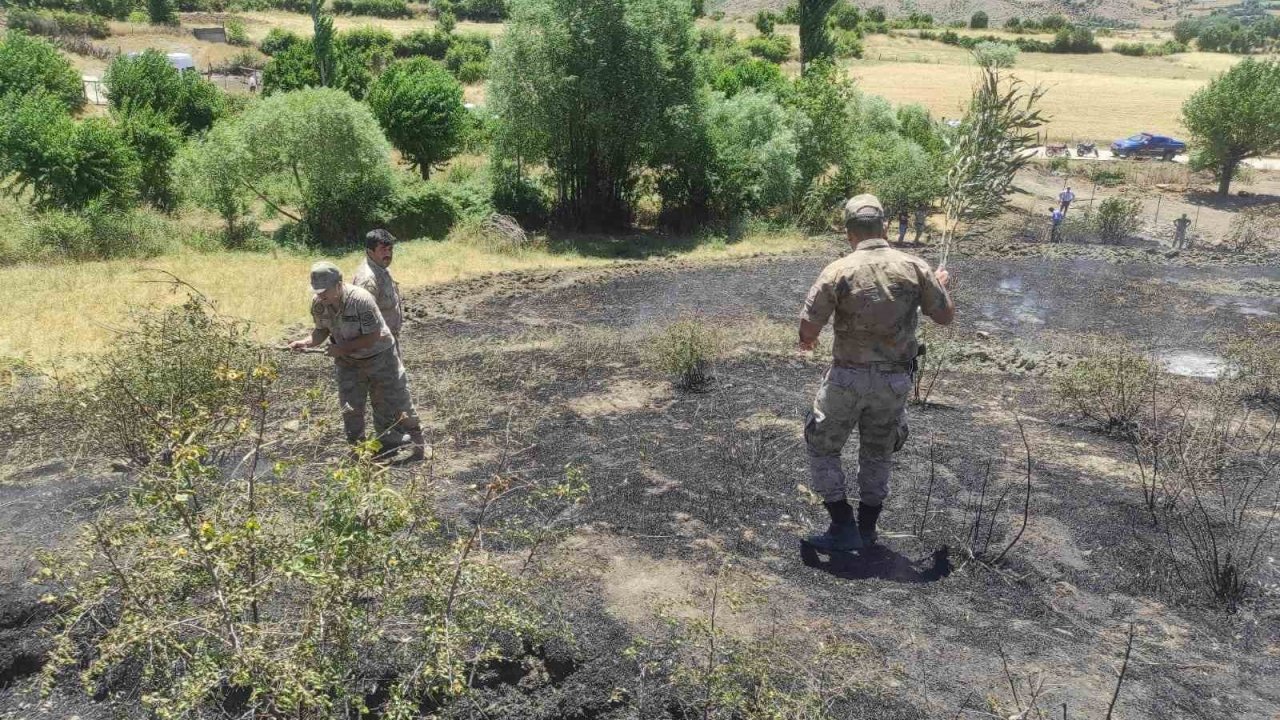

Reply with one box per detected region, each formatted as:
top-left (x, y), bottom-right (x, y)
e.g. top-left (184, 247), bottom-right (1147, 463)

top-left (146, 0), bottom-right (177, 23)
top-left (331, 0), bottom-right (413, 17)
top-left (380, 179), bottom-right (462, 239)
top-left (40, 365), bottom-right (576, 716)
top-left (1046, 155), bottom-right (1069, 173)
top-left (1225, 322), bottom-right (1280, 404)
top-left (367, 58), bottom-right (467, 179)
top-left (444, 36), bottom-right (490, 80)
top-left (743, 34), bottom-right (792, 62)
top-left (394, 28), bottom-right (452, 58)
top-left (105, 50), bottom-right (226, 134)
top-left (175, 121), bottom-right (253, 242)
top-left (831, 2), bottom-right (861, 30)
top-left (225, 17), bottom-right (250, 45)
top-left (25, 202), bottom-right (171, 261)
top-left (709, 57), bottom-right (786, 97)
top-left (1093, 195), bottom-right (1142, 243)
top-left (1004, 17), bottom-right (1022, 31)
top-left (1054, 348), bottom-right (1158, 436)
top-left (1051, 26), bottom-right (1102, 53)
top-left (1113, 41), bottom-right (1147, 56)
top-left (973, 40), bottom-right (1017, 67)
top-left (117, 106), bottom-right (182, 210)
top-left (754, 9), bottom-right (776, 36)
top-left (651, 317), bottom-right (722, 390)
top-left (1221, 210), bottom-right (1275, 252)
top-left (0, 30), bottom-right (86, 111)
top-left (833, 28), bottom-right (863, 58)
top-left (7, 9), bottom-right (111, 38)
top-left (0, 93), bottom-right (140, 211)
top-left (969, 10), bottom-right (987, 29)
top-left (454, 0), bottom-right (506, 20)
top-left (703, 89), bottom-right (803, 221)
top-left (492, 171), bottom-right (550, 229)
top-left (259, 27), bottom-right (301, 55)
top-left (340, 24), bottom-right (396, 56)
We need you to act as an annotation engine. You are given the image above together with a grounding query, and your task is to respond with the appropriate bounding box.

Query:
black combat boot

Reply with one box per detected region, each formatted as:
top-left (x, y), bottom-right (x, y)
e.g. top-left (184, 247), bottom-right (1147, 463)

top-left (806, 499), bottom-right (862, 552)
top-left (857, 502), bottom-right (883, 546)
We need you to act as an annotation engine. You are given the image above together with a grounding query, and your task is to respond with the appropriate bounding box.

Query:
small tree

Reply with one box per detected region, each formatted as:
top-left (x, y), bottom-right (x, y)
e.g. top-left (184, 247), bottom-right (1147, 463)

top-left (1092, 195), bottom-right (1142, 243)
top-left (0, 91), bottom-right (140, 211)
top-left (118, 106), bottom-right (181, 210)
top-left (969, 10), bottom-right (988, 28)
top-left (0, 30), bottom-right (85, 111)
top-left (754, 10), bottom-right (776, 36)
top-left (184, 88), bottom-right (393, 245)
top-left (105, 50), bottom-right (225, 134)
top-left (798, 0), bottom-right (838, 72)
top-left (311, 0), bottom-right (337, 87)
top-left (704, 89), bottom-right (802, 221)
top-left (973, 40), bottom-right (1017, 68)
top-left (1183, 58), bottom-right (1280, 196)
top-left (367, 58), bottom-right (467, 179)
top-left (176, 122), bottom-right (253, 242)
top-left (938, 65), bottom-right (1045, 267)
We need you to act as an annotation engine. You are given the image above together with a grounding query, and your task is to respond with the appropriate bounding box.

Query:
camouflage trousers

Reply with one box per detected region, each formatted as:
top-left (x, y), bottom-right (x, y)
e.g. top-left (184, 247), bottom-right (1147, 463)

top-left (804, 365), bottom-right (912, 506)
top-left (334, 345), bottom-right (420, 445)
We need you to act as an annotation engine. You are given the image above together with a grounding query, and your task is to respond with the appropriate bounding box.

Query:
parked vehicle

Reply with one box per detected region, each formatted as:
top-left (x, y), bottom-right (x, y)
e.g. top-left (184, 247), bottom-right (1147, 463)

top-left (1044, 143), bottom-right (1069, 157)
top-left (1075, 142), bottom-right (1098, 157)
top-left (1110, 133), bottom-right (1186, 160)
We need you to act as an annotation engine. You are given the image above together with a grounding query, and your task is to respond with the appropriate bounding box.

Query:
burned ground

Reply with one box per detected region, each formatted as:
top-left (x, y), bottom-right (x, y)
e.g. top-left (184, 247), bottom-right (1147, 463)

top-left (2, 241), bottom-right (1278, 718)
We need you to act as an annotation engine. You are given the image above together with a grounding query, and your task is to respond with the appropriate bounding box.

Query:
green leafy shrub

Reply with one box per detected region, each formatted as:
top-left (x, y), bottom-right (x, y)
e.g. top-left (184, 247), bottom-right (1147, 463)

top-left (970, 10), bottom-right (987, 28)
top-left (7, 9), bottom-right (111, 38)
top-left (331, 0), bottom-right (413, 17)
top-left (453, 0), bottom-right (506, 21)
top-left (704, 89), bottom-right (802, 221)
top-left (743, 34), bottom-right (792, 62)
top-left (259, 27), bottom-right (301, 55)
top-left (25, 202), bottom-right (171, 261)
top-left (1093, 195), bottom-right (1142, 243)
top-left (1052, 26), bottom-right (1102, 53)
top-left (105, 50), bottom-right (226, 134)
top-left (833, 28), bottom-right (863, 58)
top-left (973, 40), bottom-right (1017, 67)
top-left (709, 56), bottom-right (786, 98)
top-left (444, 37), bottom-right (490, 80)
top-left (174, 122), bottom-right (252, 243)
top-left (0, 30), bottom-right (86, 111)
top-left (380, 178), bottom-right (462, 240)
top-left (753, 10), bottom-right (776, 36)
top-left (394, 28), bottom-right (452, 58)
top-left (1113, 41), bottom-right (1148, 56)
top-left (225, 17), bottom-right (250, 45)
top-left (1054, 348), bottom-right (1158, 436)
top-left (147, 0), bottom-right (177, 23)
top-left (117, 106), bottom-right (182, 210)
top-left (650, 317), bottom-right (723, 390)
top-left (492, 170), bottom-right (550, 229)
top-left (831, 2), bottom-right (861, 30)
top-left (0, 92), bottom-right (140, 210)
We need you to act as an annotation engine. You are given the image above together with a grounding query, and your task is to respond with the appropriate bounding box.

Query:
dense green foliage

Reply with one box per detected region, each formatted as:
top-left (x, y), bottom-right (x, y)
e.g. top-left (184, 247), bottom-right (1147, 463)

top-left (174, 121), bottom-right (253, 241)
top-left (490, 0), bottom-right (701, 229)
top-left (6, 8), bottom-right (110, 38)
top-left (0, 91), bottom-right (140, 211)
top-left (259, 27), bottom-right (301, 55)
top-left (1174, 14), bottom-right (1280, 53)
top-left (1183, 58), bottom-right (1280, 195)
top-left (969, 10), bottom-right (987, 28)
top-left (973, 40), bottom-right (1017, 67)
top-left (704, 90), bottom-right (802, 219)
top-left (104, 50), bottom-right (226, 134)
top-left (331, 0), bottom-right (413, 16)
top-left (798, 0), bottom-right (837, 71)
top-left (146, 0), bottom-right (176, 23)
top-left (0, 30), bottom-right (85, 111)
top-left (926, 25), bottom-right (1101, 54)
top-left (367, 58), bottom-right (467, 179)
top-left (453, 0), bottom-right (506, 20)
top-left (117, 105), bottom-right (182, 210)
top-left (182, 88), bottom-right (394, 245)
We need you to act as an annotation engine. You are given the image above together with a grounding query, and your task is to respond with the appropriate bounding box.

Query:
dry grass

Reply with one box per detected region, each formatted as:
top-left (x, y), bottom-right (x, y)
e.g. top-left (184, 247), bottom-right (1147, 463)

top-left (0, 229), bottom-right (817, 367)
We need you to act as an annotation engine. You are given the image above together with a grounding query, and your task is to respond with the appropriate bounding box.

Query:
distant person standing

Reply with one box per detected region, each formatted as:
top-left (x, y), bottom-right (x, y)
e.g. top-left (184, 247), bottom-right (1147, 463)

top-left (1050, 207), bottom-right (1065, 243)
top-left (1058, 186), bottom-right (1075, 215)
top-left (352, 229), bottom-right (404, 344)
top-left (248, 71), bottom-right (258, 93)
top-left (896, 210), bottom-right (910, 244)
top-left (1173, 213), bottom-right (1192, 250)
top-left (913, 206), bottom-right (928, 244)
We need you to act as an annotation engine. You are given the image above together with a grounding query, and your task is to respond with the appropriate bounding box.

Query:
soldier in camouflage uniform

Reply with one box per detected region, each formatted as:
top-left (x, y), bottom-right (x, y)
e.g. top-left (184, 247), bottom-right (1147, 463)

top-left (289, 261), bottom-right (425, 461)
top-left (352, 229), bottom-right (404, 343)
top-left (798, 194), bottom-right (955, 552)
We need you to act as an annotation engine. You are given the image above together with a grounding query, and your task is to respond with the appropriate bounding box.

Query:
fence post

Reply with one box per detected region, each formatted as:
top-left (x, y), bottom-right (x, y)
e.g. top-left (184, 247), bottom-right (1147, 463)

top-left (1153, 195), bottom-right (1162, 226)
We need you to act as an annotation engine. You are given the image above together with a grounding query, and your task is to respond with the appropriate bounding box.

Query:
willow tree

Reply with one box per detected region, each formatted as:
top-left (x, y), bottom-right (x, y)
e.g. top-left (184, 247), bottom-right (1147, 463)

top-left (937, 64), bottom-right (1046, 268)
top-left (490, 0), bottom-right (700, 230)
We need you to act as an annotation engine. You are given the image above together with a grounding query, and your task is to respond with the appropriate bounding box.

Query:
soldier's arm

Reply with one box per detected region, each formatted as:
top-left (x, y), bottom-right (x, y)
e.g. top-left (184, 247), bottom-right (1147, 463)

top-left (290, 328), bottom-right (329, 350)
top-left (798, 273), bottom-right (836, 351)
top-left (327, 332), bottom-right (380, 357)
top-left (919, 263), bottom-right (955, 326)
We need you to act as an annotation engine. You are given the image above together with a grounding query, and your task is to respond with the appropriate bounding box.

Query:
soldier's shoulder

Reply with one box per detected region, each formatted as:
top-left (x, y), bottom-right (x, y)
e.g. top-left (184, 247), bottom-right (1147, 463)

top-left (347, 284), bottom-right (378, 304)
top-left (886, 247), bottom-right (931, 271)
top-left (352, 261), bottom-right (375, 283)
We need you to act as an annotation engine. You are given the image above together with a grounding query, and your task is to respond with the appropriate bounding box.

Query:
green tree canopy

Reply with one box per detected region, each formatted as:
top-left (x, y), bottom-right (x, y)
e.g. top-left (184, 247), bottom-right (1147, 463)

top-left (182, 88), bottom-right (393, 245)
top-left (0, 91), bottom-right (140, 210)
top-left (367, 58), bottom-right (467, 179)
top-left (0, 30), bottom-right (85, 111)
top-left (489, 0), bottom-right (701, 230)
top-left (1183, 58), bottom-right (1280, 195)
top-left (798, 0), bottom-right (838, 72)
top-left (704, 89), bottom-right (803, 219)
top-left (104, 50), bottom-right (225, 134)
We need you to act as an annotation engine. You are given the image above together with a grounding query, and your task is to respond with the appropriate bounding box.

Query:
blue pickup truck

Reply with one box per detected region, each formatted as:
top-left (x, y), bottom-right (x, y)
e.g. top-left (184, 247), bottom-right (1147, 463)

top-left (1110, 133), bottom-right (1187, 160)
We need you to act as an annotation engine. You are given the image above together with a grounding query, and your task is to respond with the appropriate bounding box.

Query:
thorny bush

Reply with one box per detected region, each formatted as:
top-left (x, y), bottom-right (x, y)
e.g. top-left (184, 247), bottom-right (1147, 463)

top-left (1092, 195), bottom-right (1142, 244)
top-left (61, 295), bottom-right (264, 467)
top-left (1054, 347), bottom-right (1158, 437)
top-left (650, 317), bottom-right (724, 391)
top-left (1225, 322), bottom-right (1280, 406)
top-left (37, 368), bottom-right (583, 717)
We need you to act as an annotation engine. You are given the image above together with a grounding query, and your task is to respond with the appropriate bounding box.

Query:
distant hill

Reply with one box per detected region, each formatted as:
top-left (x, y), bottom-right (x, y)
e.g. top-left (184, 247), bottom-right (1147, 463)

top-left (711, 0), bottom-right (1236, 27)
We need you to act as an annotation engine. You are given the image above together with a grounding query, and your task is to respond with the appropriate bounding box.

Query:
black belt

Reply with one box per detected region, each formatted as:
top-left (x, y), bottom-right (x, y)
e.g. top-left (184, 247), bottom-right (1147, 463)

top-left (832, 360), bottom-right (913, 372)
